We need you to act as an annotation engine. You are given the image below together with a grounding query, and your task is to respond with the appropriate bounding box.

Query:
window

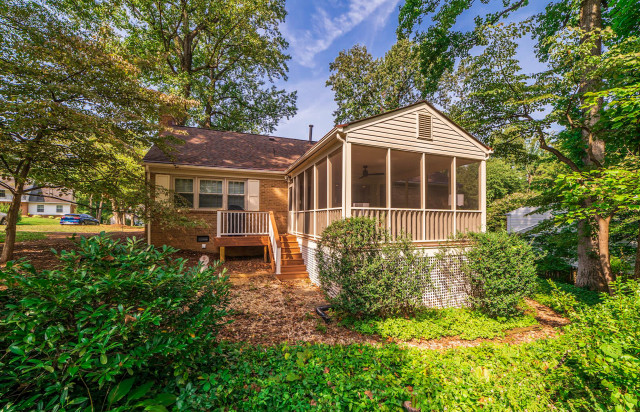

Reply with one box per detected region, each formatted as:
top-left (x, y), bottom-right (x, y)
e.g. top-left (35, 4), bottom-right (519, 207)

top-left (228, 181), bottom-right (245, 209)
top-left (425, 155), bottom-right (452, 210)
top-left (199, 179), bottom-right (223, 208)
top-left (0, 189), bottom-right (5, 198)
top-left (329, 149), bottom-right (342, 208)
top-left (391, 150), bottom-right (421, 209)
top-left (456, 159), bottom-right (480, 210)
top-left (56, 205), bottom-right (63, 213)
top-left (317, 160), bottom-right (327, 209)
top-left (37, 204), bottom-right (44, 213)
top-left (174, 178), bottom-right (194, 208)
top-left (351, 145), bottom-right (387, 208)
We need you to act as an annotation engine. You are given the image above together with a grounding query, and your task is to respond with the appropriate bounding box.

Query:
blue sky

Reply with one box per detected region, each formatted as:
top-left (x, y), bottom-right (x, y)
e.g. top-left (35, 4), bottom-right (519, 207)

top-left (273, 0), bottom-right (552, 139)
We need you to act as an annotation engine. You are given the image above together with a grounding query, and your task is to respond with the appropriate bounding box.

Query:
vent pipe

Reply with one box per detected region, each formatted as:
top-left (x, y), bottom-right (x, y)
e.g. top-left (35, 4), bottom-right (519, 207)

top-left (308, 124), bottom-right (314, 142)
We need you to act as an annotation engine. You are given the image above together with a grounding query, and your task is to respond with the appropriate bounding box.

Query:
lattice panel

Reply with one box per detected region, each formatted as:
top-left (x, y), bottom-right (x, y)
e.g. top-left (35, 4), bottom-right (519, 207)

top-left (300, 242), bottom-right (320, 285)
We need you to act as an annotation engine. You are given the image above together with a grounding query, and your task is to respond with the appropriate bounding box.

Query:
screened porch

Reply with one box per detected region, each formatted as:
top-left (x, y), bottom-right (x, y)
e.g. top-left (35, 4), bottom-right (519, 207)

top-left (287, 144), bottom-right (485, 242)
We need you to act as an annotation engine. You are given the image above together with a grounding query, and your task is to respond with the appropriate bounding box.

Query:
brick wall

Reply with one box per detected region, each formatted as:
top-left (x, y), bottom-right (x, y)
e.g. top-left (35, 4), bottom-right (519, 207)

top-left (149, 172), bottom-right (289, 254)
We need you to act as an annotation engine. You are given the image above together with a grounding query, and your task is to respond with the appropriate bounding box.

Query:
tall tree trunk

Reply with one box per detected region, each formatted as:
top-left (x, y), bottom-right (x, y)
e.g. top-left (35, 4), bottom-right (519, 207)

top-left (634, 220), bottom-right (640, 280)
top-left (595, 215), bottom-right (615, 294)
top-left (97, 196), bottom-right (104, 223)
top-left (574, 0), bottom-right (607, 289)
top-left (575, 220), bottom-right (606, 290)
top-left (0, 182), bottom-right (26, 264)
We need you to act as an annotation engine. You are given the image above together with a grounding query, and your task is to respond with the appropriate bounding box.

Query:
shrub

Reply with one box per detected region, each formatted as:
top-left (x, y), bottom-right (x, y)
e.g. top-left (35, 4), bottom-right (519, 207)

top-left (317, 217), bottom-right (427, 318)
top-left (0, 203), bottom-right (22, 224)
top-left (458, 231), bottom-right (538, 318)
top-left (0, 233), bottom-right (230, 410)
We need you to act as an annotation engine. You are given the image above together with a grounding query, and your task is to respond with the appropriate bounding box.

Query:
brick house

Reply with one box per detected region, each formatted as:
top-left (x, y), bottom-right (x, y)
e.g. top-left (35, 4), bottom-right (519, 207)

top-left (144, 101), bottom-right (492, 285)
top-left (0, 178), bottom-right (76, 217)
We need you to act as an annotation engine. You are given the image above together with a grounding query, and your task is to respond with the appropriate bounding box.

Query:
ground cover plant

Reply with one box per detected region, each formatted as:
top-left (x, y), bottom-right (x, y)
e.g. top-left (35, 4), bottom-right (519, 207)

top-left (341, 307), bottom-right (538, 341)
top-left (0, 234), bottom-right (230, 411)
top-left (169, 281), bottom-right (640, 411)
top-left (533, 278), bottom-right (602, 315)
top-left (317, 217), bottom-right (428, 318)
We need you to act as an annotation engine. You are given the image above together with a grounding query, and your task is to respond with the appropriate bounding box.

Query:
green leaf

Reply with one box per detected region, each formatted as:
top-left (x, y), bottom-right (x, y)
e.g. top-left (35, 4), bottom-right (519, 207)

top-left (100, 353), bottom-right (107, 365)
top-left (128, 381), bottom-right (155, 402)
top-left (153, 393), bottom-right (177, 407)
top-left (9, 346), bottom-right (25, 356)
top-left (108, 378), bottom-right (135, 405)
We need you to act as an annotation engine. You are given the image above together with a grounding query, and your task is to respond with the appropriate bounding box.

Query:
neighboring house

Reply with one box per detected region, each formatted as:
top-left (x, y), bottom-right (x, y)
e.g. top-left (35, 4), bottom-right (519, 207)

top-left (506, 207), bottom-right (552, 234)
top-left (144, 101), bottom-right (492, 292)
top-left (0, 179), bottom-right (75, 216)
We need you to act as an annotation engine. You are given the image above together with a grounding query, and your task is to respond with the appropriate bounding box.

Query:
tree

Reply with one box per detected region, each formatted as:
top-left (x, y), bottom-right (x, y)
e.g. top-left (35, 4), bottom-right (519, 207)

top-left (58, 0), bottom-right (297, 133)
top-left (0, 0), bottom-right (186, 263)
top-left (398, 0), bottom-right (640, 292)
top-left (326, 39), bottom-right (424, 124)
top-left (486, 158), bottom-right (527, 202)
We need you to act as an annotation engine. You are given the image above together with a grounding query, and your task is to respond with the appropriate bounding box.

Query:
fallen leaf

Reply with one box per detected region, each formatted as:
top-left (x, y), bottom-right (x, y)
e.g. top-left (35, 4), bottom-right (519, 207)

top-left (365, 390), bottom-right (374, 400)
top-left (310, 399), bottom-right (317, 406)
top-left (324, 367), bottom-right (329, 374)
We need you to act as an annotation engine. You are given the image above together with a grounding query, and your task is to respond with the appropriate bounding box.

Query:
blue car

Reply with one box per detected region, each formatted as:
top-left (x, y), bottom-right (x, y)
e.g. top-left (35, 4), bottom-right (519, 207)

top-left (60, 213), bottom-right (100, 225)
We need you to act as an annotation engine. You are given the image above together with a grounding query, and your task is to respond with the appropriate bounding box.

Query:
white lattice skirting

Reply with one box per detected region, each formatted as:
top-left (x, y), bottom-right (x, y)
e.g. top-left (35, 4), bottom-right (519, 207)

top-left (297, 239), bottom-right (469, 308)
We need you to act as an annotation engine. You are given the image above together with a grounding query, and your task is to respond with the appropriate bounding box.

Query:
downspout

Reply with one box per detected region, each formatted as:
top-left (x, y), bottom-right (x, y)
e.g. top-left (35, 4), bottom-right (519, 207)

top-left (145, 165), bottom-right (151, 245)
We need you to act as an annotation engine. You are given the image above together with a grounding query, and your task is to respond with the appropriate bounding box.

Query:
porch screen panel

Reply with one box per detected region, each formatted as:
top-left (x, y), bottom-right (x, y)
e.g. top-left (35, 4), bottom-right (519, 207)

top-left (425, 155), bottom-right (451, 210)
top-left (390, 150), bottom-right (421, 209)
top-left (351, 145), bottom-right (387, 208)
top-left (317, 159), bottom-right (327, 209)
top-left (295, 174), bottom-right (303, 211)
top-left (304, 169), bottom-right (313, 234)
top-left (456, 159), bottom-right (480, 210)
top-left (329, 149), bottom-right (342, 208)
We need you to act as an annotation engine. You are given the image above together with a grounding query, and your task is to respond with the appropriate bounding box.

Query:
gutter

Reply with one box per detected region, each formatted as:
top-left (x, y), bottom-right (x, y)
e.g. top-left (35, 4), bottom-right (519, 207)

top-left (284, 126), bottom-right (343, 175)
top-left (143, 162), bottom-right (286, 176)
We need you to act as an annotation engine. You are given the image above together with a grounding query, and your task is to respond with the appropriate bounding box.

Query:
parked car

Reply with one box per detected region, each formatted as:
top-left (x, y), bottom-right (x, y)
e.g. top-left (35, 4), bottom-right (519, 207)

top-left (60, 214), bottom-right (100, 225)
top-left (0, 212), bottom-right (6, 225)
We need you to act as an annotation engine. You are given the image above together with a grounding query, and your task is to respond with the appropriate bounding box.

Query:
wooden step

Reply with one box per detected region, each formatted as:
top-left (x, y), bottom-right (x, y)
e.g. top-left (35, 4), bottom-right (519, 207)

top-left (280, 264), bottom-right (308, 273)
top-left (282, 259), bottom-right (305, 267)
top-left (282, 252), bottom-right (303, 260)
top-left (276, 272), bottom-right (309, 281)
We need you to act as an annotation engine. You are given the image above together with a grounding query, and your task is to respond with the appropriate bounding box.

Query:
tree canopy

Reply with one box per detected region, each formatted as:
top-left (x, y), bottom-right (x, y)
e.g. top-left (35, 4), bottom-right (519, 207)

top-left (0, 0), bottom-right (187, 262)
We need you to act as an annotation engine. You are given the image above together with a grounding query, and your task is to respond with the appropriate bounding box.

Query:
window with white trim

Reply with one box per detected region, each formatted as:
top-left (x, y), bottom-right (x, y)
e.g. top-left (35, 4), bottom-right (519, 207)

top-left (56, 205), bottom-right (63, 213)
top-left (37, 204), bottom-right (44, 213)
top-left (0, 189), bottom-right (5, 198)
top-left (199, 179), bottom-right (223, 209)
top-left (227, 181), bottom-right (245, 209)
top-left (174, 178), bottom-right (194, 208)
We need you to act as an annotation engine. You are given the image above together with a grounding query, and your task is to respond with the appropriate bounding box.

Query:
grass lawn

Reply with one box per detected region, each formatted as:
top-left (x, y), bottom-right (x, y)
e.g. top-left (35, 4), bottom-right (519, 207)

top-left (17, 217), bottom-right (60, 226)
top-left (0, 231), bottom-right (47, 243)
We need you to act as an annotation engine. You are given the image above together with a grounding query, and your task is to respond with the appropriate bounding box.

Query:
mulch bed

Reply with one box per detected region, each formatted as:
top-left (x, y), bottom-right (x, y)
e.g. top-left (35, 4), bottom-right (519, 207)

top-left (4, 235), bottom-right (572, 350)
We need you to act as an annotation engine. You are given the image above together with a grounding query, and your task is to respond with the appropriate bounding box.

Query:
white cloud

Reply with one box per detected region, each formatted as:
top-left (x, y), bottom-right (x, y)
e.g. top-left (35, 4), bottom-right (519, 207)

top-left (285, 0), bottom-right (401, 68)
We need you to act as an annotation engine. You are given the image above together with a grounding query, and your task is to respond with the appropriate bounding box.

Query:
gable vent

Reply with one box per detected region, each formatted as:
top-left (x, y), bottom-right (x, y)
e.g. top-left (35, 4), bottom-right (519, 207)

top-left (417, 113), bottom-right (432, 140)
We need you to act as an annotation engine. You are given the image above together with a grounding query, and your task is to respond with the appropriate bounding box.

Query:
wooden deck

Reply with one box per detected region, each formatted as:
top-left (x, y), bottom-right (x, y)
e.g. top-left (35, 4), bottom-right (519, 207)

top-left (213, 236), bottom-right (269, 247)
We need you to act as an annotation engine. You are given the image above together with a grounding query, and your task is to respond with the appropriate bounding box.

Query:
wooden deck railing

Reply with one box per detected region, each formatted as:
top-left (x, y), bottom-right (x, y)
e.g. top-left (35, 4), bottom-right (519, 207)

top-left (293, 207), bottom-right (481, 241)
top-left (268, 211), bottom-right (281, 274)
top-left (216, 210), bottom-right (269, 236)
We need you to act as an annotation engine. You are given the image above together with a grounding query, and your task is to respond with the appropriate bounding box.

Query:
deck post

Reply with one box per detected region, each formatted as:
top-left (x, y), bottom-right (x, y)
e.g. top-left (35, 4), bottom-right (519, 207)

top-left (344, 141), bottom-right (351, 219)
top-left (216, 210), bottom-right (221, 237)
top-left (421, 153), bottom-right (426, 241)
top-left (264, 245), bottom-right (268, 262)
top-left (220, 246), bottom-right (225, 263)
top-left (480, 158), bottom-right (487, 232)
top-left (452, 157), bottom-right (457, 235)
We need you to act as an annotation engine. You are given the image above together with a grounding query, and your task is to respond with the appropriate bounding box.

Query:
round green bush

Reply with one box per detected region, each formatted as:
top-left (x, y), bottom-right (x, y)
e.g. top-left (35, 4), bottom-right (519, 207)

top-left (317, 217), bottom-right (427, 318)
top-left (460, 231), bottom-right (538, 318)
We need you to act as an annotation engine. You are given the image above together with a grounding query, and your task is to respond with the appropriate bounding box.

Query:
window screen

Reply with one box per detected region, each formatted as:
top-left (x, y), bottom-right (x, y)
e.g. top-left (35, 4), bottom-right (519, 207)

top-left (199, 180), bottom-right (223, 208)
top-left (174, 178), bottom-right (194, 208)
top-left (228, 181), bottom-right (245, 209)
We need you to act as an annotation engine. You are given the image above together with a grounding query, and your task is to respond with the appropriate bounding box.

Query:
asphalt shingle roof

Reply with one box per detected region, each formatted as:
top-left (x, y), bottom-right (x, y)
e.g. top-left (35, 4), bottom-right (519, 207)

top-left (143, 126), bottom-right (314, 172)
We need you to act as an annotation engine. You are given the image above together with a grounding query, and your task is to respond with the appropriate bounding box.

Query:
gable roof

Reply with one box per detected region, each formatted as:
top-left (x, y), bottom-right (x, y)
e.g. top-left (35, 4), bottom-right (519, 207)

top-left (338, 100), bottom-right (492, 152)
top-left (143, 126), bottom-right (314, 172)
